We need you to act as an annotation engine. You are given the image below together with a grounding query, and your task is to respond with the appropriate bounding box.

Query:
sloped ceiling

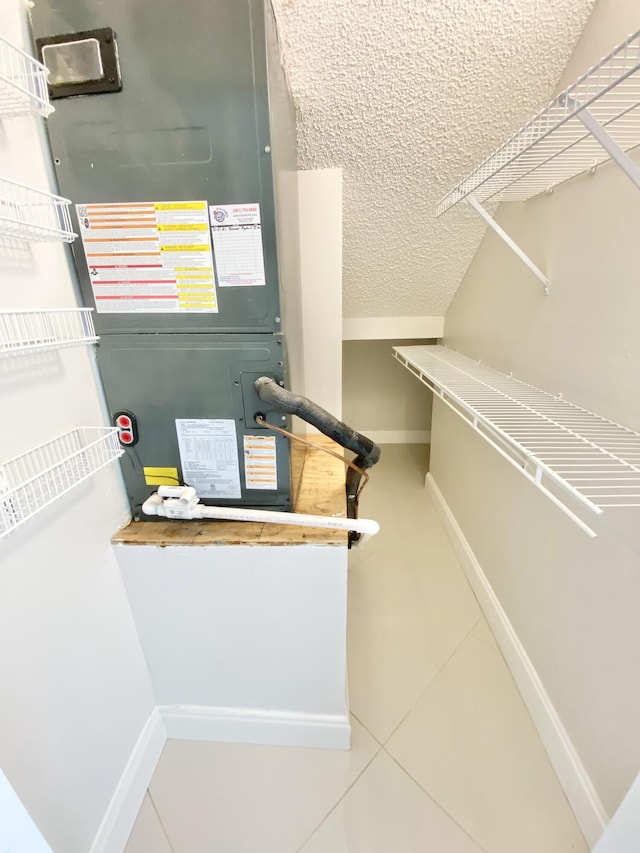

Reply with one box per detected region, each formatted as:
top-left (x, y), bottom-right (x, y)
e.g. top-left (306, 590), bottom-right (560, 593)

top-left (271, 0), bottom-right (596, 318)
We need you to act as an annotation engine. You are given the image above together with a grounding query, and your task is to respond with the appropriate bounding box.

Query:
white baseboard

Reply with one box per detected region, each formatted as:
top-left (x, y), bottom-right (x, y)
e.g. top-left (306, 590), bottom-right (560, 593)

top-left (160, 705), bottom-right (351, 751)
top-left (426, 473), bottom-right (608, 848)
top-left (363, 430), bottom-right (430, 444)
top-left (90, 708), bottom-right (167, 853)
top-left (88, 704), bottom-right (350, 852)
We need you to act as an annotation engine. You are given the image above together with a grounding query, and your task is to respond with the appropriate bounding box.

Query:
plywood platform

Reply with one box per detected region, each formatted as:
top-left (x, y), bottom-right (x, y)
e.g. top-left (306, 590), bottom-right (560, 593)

top-left (112, 436), bottom-right (348, 546)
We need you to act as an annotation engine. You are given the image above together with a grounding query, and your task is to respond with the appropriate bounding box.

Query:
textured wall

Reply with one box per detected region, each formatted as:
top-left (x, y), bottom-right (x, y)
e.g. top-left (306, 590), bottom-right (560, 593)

top-left (271, 0), bottom-right (596, 318)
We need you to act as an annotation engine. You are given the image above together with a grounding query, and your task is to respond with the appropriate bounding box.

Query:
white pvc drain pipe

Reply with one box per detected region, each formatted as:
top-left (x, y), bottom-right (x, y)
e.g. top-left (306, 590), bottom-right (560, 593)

top-left (142, 486), bottom-right (379, 542)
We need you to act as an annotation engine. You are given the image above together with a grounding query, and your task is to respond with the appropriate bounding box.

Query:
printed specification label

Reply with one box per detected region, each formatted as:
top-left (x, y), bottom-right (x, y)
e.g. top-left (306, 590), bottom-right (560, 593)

top-left (77, 201), bottom-right (218, 312)
top-left (175, 419), bottom-right (241, 499)
top-left (209, 203), bottom-right (266, 287)
top-left (243, 434), bottom-right (278, 490)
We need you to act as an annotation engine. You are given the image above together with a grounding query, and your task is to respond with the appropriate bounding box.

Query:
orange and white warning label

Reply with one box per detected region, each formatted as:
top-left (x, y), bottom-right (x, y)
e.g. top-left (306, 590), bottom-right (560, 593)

top-left (76, 201), bottom-right (218, 313)
top-left (243, 434), bottom-right (278, 490)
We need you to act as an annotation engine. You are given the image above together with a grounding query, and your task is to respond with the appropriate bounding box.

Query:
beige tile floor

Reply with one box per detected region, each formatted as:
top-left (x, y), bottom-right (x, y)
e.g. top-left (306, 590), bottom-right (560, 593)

top-left (126, 444), bottom-right (588, 853)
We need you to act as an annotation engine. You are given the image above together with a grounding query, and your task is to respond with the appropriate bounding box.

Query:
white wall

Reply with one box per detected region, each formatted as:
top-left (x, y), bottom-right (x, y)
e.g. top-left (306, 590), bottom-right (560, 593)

top-left (342, 316), bottom-right (443, 340)
top-left (433, 0), bottom-right (640, 831)
top-left (266, 1), bottom-right (305, 404)
top-left (298, 169), bottom-right (343, 422)
top-left (342, 339), bottom-right (435, 442)
top-left (0, 5), bottom-right (155, 851)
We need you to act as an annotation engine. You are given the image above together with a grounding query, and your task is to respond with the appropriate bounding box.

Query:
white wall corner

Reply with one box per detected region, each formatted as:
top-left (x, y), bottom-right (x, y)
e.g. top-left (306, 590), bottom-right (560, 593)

top-left (342, 316), bottom-right (444, 340)
top-left (87, 701), bottom-right (353, 853)
top-left (159, 705), bottom-right (351, 751)
top-left (297, 168), bottom-right (343, 420)
top-left (89, 709), bottom-right (167, 853)
top-left (593, 773), bottom-right (640, 853)
top-left (0, 771), bottom-right (54, 853)
top-left (425, 473), bottom-right (609, 848)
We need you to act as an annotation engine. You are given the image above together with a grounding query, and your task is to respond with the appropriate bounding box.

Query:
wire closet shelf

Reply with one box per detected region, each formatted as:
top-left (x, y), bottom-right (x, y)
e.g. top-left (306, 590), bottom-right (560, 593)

top-left (437, 29), bottom-right (640, 214)
top-left (0, 33), bottom-right (53, 118)
top-left (0, 428), bottom-right (123, 540)
top-left (0, 308), bottom-right (97, 356)
top-left (0, 177), bottom-right (75, 243)
top-left (393, 345), bottom-right (640, 537)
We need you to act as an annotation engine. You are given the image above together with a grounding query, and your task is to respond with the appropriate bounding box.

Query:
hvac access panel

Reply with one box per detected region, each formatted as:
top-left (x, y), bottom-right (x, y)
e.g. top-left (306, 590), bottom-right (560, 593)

top-left (97, 335), bottom-right (292, 517)
top-left (30, 0), bottom-right (281, 334)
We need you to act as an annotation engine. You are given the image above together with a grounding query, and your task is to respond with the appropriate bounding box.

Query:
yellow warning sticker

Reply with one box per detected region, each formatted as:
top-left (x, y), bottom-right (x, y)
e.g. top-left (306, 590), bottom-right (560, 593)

top-left (143, 466), bottom-right (179, 486)
top-left (160, 244), bottom-right (210, 252)
top-left (154, 202), bottom-right (206, 211)
top-left (157, 223), bottom-right (208, 231)
top-left (176, 273), bottom-right (214, 279)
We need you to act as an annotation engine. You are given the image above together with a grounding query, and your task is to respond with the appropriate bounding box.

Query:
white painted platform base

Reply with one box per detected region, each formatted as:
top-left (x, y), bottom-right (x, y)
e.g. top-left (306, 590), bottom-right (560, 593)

top-left (426, 473), bottom-right (608, 849)
top-left (114, 544), bottom-right (350, 738)
top-left (93, 538), bottom-right (351, 852)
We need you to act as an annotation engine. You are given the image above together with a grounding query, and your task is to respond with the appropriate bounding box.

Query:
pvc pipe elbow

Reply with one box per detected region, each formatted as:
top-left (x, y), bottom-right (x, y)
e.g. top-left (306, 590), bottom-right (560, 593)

top-left (141, 492), bottom-right (164, 516)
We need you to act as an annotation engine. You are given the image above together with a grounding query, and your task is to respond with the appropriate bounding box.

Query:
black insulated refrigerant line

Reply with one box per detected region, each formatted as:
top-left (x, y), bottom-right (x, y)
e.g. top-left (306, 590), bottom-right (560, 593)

top-left (254, 376), bottom-right (381, 543)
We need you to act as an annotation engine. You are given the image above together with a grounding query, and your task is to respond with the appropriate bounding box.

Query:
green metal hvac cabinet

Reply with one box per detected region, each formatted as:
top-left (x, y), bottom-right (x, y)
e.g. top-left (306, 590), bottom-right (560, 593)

top-left (31, 0), bottom-right (300, 516)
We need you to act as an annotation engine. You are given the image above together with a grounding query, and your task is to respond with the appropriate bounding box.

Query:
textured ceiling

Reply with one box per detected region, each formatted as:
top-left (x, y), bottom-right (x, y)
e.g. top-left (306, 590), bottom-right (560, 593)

top-left (270, 0), bottom-right (596, 318)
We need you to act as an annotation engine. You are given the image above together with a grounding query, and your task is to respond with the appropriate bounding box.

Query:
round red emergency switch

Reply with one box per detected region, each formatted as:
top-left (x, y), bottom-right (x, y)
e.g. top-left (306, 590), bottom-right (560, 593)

top-left (113, 411), bottom-right (138, 446)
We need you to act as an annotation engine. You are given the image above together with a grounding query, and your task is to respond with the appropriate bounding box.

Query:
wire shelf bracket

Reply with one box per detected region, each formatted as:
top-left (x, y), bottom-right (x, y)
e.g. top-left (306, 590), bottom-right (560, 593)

top-left (438, 29), bottom-right (640, 290)
top-left (466, 196), bottom-right (550, 294)
top-left (0, 176), bottom-right (76, 243)
top-left (393, 345), bottom-right (640, 538)
top-left (0, 33), bottom-right (53, 119)
top-left (0, 428), bottom-right (123, 541)
top-left (0, 308), bottom-right (98, 356)
top-left (562, 95), bottom-right (640, 191)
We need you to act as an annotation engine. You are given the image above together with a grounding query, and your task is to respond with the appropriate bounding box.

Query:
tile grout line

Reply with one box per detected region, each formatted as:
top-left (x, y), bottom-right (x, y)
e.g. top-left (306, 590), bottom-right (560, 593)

top-left (292, 740), bottom-right (383, 853)
top-left (380, 614), bottom-right (484, 748)
top-left (470, 634), bottom-right (501, 652)
top-left (344, 473), bottom-right (487, 849)
top-left (350, 711), bottom-right (384, 748)
top-left (148, 788), bottom-right (178, 853)
top-left (344, 452), bottom-right (487, 848)
top-left (382, 749), bottom-right (490, 853)
top-left (471, 630), bottom-right (501, 653)
top-left (317, 621), bottom-right (485, 852)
